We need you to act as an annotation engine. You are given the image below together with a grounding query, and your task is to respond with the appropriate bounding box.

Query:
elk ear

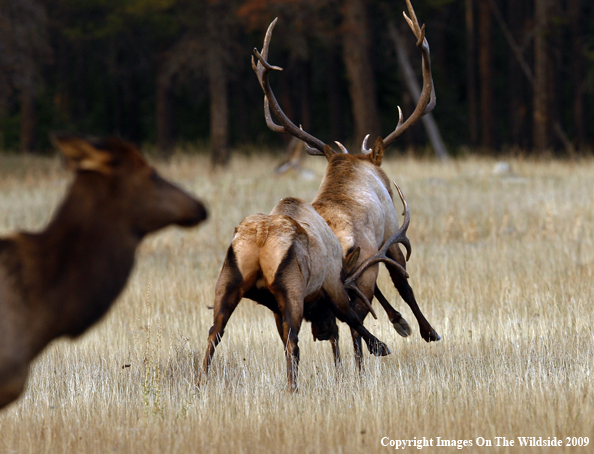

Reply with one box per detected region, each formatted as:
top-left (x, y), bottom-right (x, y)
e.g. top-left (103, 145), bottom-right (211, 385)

top-left (371, 137), bottom-right (385, 166)
top-left (344, 246), bottom-right (361, 275)
top-left (51, 134), bottom-right (113, 175)
top-left (323, 144), bottom-right (336, 161)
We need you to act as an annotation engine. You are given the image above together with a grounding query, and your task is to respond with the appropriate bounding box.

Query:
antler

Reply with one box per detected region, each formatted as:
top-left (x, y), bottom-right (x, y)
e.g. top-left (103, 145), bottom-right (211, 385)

top-left (252, 19), bottom-right (330, 157)
top-left (344, 182), bottom-right (411, 317)
top-left (383, 0), bottom-right (436, 148)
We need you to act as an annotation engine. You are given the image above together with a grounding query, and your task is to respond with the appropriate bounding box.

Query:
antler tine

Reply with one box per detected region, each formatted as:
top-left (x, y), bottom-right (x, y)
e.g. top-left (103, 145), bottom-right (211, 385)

top-left (383, 0), bottom-right (436, 148)
top-left (344, 182), bottom-right (411, 295)
top-left (251, 24), bottom-right (284, 135)
top-left (403, 0), bottom-right (421, 37)
top-left (251, 20), bottom-right (287, 134)
top-left (262, 97), bottom-right (285, 133)
top-left (261, 18), bottom-right (276, 61)
top-left (252, 18), bottom-right (277, 89)
top-left (252, 19), bottom-right (329, 157)
top-left (393, 181), bottom-right (411, 260)
top-left (396, 106), bottom-right (404, 129)
top-left (335, 141), bottom-right (349, 154)
top-left (361, 135), bottom-right (370, 153)
top-left (252, 17), bottom-right (282, 88)
top-left (348, 285), bottom-right (378, 320)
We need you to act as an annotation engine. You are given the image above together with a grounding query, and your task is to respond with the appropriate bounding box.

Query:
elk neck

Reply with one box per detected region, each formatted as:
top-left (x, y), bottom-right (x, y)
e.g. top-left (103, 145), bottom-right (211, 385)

top-left (15, 172), bottom-right (140, 345)
top-left (313, 155), bottom-right (393, 206)
top-left (311, 155), bottom-right (397, 255)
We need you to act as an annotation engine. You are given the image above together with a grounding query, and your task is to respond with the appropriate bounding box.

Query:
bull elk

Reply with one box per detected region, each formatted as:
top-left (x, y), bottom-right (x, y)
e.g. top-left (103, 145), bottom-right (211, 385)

top-left (0, 134), bottom-right (207, 409)
top-left (199, 197), bottom-right (392, 390)
top-left (252, 0), bottom-right (440, 368)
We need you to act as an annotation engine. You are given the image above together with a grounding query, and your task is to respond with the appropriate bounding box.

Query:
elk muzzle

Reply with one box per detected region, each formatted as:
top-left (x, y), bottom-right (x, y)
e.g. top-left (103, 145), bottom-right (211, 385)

top-left (175, 197), bottom-right (208, 227)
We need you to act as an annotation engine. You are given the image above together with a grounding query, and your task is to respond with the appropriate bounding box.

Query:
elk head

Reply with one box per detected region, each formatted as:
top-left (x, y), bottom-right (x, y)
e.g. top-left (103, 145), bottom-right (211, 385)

top-left (343, 182), bottom-right (411, 315)
top-left (52, 134), bottom-right (208, 237)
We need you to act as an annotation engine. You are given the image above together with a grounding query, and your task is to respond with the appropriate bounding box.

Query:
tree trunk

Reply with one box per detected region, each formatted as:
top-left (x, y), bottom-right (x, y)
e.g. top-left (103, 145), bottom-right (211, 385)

top-left (20, 72), bottom-right (37, 154)
top-left (388, 22), bottom-right (449, 162)
top-left (507, 0), bottom-right (527, 149)
top-left (465, 0), bottom-right (478, 147)
top-left (327, 44), bottom-right (344, 142)
top-left (488, 0), bottom-right (573, 154)
top-left (0, 101), bottom-right (6, 151)
top-left (208, 54), bottom-right (229, 167)
top-left (156, 59), bottom-right (175, 158)
top-left (280, 72), bottom-right (296, 147)
top-left (123, 73), bottom-right (141, 143)
top-left (207, 20), bottom-right (230, 167)
top-left (549, 1), bottom-right (563, 154)
top-left (533, 0), bottom-right (548, 153)
top-left (234, 79), bottom-right (249, 143)
top-left (341, 0), bottom-right (380, 147)
top-left (478, 0), bottom-right (493, 150)
top-left (298, 60), bottom-right (312, 134)
top-left (568, 0), bottom-right (584, 151)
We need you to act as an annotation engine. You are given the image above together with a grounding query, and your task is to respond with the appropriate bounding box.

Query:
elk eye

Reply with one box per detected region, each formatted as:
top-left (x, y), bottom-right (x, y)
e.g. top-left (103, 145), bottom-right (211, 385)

top-left (150, 171), bottom-right (161, 183)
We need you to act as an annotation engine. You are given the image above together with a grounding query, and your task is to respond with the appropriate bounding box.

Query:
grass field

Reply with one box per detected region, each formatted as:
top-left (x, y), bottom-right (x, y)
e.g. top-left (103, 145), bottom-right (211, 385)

top-left (0, 151), bottom-right (592, 453)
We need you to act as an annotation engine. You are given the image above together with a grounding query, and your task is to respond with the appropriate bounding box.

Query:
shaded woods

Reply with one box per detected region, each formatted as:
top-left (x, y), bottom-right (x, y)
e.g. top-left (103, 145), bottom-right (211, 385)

top-left (1, 0), bottom-right (594, 162)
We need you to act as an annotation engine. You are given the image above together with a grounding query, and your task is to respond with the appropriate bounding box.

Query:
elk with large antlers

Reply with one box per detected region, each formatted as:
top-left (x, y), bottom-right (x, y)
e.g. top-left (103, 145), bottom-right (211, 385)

top-left (199, 197), bottom-right (390, 390)
top-left (253, 0), bottom-right (440, 368)
top-left (0, 135), bottom-right (207, 410)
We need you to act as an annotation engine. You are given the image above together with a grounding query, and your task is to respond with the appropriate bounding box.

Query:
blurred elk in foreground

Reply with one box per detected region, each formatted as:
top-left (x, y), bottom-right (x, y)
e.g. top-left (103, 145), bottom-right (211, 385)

top-left (253, 0), bottom-right (440, 368)
top-left (199, 197), bottom-right (392, 390)
top-left (0, 135), bottom-right (207, 410)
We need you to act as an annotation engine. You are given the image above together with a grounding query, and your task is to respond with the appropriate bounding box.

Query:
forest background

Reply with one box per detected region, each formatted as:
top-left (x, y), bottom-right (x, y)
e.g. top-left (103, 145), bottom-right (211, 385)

top-left (0, 0), bottom-right (593, 164)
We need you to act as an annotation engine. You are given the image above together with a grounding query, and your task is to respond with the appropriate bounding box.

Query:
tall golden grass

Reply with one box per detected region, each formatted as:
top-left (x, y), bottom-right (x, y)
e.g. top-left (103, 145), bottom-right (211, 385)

top-left (0, 152), bottom-right (592, 453)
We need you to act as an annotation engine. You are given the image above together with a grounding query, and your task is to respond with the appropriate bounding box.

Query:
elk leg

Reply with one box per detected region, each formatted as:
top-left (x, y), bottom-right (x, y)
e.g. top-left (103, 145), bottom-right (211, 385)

top-left (283, 318), bottom-right (301, 392)
top-left (274, 312), bottom-right (285, 342)
top-left (325, 284), bottom-right (391, 358)
top-left (345, 285), bottom-right (369, 372)
top-left (199, 283), bottom-right (244, 384)
top-left (386, 246), bottom-right (440, 342)
top-left (330, 329), bottom-right (341, 368)
top-left (375, 287), bottom-right (411, 337)
top-left (348, 291), bottom-right (371, 372)
top-left (349, 328), bottom-right (364, 372)
top-left (337, 268), bottom-right (390, 365)
top-left (331, 337), bottom-right (341, 367)
top-left (343, 312), bottom-right (389, 357)
top-left (273, 288), bottom-right (303, 392)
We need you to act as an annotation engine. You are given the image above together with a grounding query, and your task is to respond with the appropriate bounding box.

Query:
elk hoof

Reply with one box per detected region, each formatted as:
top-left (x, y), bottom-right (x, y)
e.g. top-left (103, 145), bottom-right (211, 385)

top-left (392, 317), bottom-right (411, 337)
top-left (368, 339), bottom-right (391, 357)
top-left (422, 329), bottom-right (441, 342)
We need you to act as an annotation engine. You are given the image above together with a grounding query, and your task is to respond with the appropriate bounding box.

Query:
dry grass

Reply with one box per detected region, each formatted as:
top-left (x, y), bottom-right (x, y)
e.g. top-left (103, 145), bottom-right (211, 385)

top-left (0, 151), bottom-right (593, 453)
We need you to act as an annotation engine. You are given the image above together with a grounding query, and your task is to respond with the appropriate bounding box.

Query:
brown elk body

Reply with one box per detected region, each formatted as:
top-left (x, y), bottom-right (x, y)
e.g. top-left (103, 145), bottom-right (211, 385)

top-left (0, 135), bottom-right (207, 409)
top-left (312, 140), bottom-right (440, 367)
top-left (199, 197), bottom-right (390, 390)
top-left (252, 0), bottom-right (440, 368)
